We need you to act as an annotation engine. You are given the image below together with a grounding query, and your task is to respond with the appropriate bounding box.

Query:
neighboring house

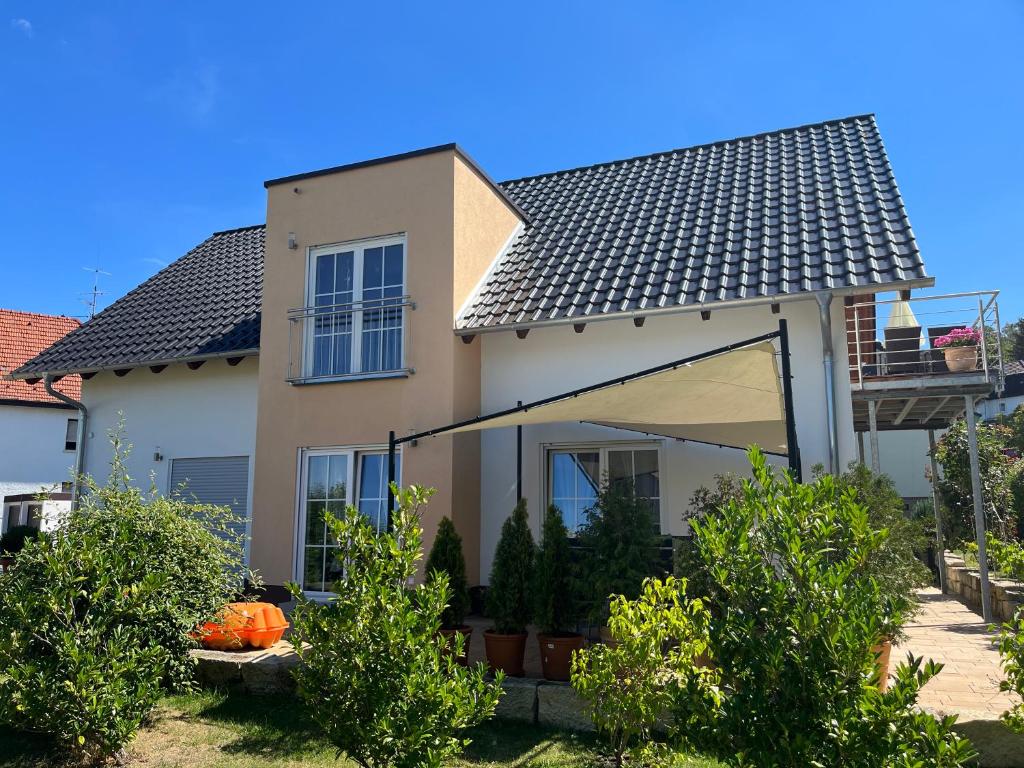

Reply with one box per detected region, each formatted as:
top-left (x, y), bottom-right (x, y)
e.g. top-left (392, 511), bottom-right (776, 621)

top-left (0, 310), bottom-right (81, 532)
top-left (981, 360), bottom-right (1024, 422)
top-left (18, 114), bottom-right (997, 601)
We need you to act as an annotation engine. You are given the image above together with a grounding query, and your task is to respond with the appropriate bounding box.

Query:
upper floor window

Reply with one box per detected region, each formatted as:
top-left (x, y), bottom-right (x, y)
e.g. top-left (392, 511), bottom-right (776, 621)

top-left (64, 418), bottom-right (78, 451)
top-left (305, 235), bottom-right (406, 379)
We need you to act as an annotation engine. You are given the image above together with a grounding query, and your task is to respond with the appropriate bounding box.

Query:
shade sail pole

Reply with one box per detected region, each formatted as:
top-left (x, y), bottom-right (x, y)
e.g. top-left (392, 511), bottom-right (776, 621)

top-left (516, 401), bottom-right (523, 501)
top-left (387, 430), bottom-right (396, 530)
top-left (778, 319), bottom-right (802, 481)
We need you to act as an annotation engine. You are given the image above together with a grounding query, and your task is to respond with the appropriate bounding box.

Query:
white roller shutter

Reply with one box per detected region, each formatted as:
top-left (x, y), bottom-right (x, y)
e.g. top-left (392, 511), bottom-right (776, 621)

top-left (170, 456), bottom-right (250, 561)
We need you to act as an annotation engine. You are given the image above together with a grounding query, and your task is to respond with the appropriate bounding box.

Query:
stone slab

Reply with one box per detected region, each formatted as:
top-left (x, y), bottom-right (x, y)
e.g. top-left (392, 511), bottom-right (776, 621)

top-left (537, 682), bottom-right (594, 732)
top-left (191, 641), bottom-right (298, 694)
top-left (495, 676), bottom-right (539, 723)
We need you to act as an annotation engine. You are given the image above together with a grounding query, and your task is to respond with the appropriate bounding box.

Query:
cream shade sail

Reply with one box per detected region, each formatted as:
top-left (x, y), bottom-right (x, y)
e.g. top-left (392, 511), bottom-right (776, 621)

top-left (442, 341), bottom-right (789, 452)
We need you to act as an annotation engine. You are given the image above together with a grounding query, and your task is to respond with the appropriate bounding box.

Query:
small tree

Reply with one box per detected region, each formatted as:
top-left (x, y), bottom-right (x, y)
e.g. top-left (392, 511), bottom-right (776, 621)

top-left (686, 447), bottom-right (974, 767)
top-left (289, 485), bottom-right (501, 768)
top-left (533, 505), bottom-right (580, 635)
top-left (571, 577), bottom-right (719, 767)
top-left (935, 419), bottom-right (1018, 542)
top-left (0, 428), bottom-right (250, 764)
top-left (485, 499), bottom-right (535, 634)
top-left (578, 480), bottom-right (659, 623)
top-left (425, 516), bottom-right (470, 628)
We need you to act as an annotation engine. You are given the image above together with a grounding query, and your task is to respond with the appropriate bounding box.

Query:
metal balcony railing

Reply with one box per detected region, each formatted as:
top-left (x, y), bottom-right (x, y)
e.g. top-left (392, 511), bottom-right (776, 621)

top-left (844, 290), bottom-right (1004, 391)
top-left (287, 295), bottom-right (415, 383)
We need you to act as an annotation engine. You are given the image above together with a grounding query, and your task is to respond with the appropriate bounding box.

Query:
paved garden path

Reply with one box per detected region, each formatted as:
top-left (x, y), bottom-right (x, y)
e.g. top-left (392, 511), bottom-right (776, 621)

top-left (899, 587), bottom-right (1016, 719)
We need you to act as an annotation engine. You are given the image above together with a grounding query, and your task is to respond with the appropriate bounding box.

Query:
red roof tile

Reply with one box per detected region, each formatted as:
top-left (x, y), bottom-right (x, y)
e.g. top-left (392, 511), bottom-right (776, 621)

top-left (0, 310), bottom-right (81, 405)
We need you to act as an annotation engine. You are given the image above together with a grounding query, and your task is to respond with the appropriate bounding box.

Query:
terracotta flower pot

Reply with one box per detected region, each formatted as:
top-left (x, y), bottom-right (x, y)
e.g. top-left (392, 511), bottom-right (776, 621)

top-left (483, 630), bottom-right (528, 677)
top-left (439, 625), bottom-right (473, 666)
top-left (873, 637), bottom-right (893, 691)
top-left (943, 346), bottom-right (977, 373)
top-left (537, 633), bottom-right (585, 681)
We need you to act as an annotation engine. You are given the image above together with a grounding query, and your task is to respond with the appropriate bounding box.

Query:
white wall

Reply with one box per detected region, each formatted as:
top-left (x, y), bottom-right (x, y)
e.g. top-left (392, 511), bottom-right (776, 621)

top-left (870, 430), bottom-right (936, 500)
top-left (81, 358), bottom-right (258, 529)
top-left (0, 404), bottom-right (77, 503)
top-left (477, 297), bottom-right (855, 580)
top-left (981, 394), bottom-right (1024, 422)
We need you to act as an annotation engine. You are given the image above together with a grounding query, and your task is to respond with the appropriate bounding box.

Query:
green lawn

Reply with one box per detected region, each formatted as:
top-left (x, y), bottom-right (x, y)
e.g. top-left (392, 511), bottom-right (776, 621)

top-left (0, 690), bottom-right (723, 767)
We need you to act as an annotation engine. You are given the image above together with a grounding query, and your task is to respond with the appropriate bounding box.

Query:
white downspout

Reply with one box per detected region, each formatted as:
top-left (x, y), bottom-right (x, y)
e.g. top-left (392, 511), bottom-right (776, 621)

top-left (44, 375), bottom-right (87, 508)
top-left (816, 293), bottom-right (840, 474)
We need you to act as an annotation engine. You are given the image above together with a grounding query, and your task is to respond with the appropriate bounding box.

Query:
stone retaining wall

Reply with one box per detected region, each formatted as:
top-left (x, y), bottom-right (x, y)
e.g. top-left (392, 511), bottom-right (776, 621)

top-left (943, 551), bottom-right (1024, 622)
top-left (193, 643), bottom-right (594, 731)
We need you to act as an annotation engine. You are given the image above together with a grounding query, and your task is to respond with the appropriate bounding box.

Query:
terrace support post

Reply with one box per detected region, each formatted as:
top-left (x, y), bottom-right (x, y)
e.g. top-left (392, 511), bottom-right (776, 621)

top-left (816, 293), bottom-right (840, 474)
top-left (516, 401), bottom-right (523, 501)
top-left (867, 400), bottom-right (881, 475)
top-left (387, 430), bottom-right (396, 530)
top-left (778, 320), bottom-right (802, 482)
top-left (857, 432), bottom-right (866, 466)
top-left (964, 397), bottom-right (993, 623)
top-left (928, 428), bottom-right (946, 593)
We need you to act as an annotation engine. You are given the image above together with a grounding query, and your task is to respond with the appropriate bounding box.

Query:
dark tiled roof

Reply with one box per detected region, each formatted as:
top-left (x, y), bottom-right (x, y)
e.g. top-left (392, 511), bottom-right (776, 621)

top-left (14, 226), bottom-right (264, 377)
top-left (0, 310), bottom-right (80, 403)
top-left (459, 114), bottom-right (927, 330)
top-left (1005, 360), bottom-right (1024, 377)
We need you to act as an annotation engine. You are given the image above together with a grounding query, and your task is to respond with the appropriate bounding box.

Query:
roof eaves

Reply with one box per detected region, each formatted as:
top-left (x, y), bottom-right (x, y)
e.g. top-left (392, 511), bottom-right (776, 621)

top-left (10, 348), bottom-right (260, 380)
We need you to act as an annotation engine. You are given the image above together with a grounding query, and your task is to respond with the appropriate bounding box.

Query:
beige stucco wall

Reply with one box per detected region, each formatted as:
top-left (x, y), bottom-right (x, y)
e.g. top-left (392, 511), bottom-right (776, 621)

top-left (250, 149), bottom-right (520, 588)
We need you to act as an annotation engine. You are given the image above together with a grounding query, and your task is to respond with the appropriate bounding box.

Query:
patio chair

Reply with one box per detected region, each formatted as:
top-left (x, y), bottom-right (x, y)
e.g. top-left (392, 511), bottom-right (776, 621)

top-left (883, 325), bottom-right (923, 376)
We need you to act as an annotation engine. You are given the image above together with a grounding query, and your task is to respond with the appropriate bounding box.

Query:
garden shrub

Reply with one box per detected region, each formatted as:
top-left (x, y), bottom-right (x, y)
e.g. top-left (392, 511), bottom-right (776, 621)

top-left (578, 480), bottom-right (659, 623)
top-left (935, 419), bottom-right (1018, 541)
top-left (289, 484), bottom-right (502, 768)
top-left (425, 515), bottom-right (470, 628)
top-left (571, 576), bottom-right (719, 768)
top-left (684, 447), bottom-right (974, 767)
top-left (998, 609), bottom-right (1024, 732)
top-left (969, 532), bottom-right (1024, 582)
top-left (485, 498), bottom-right (535, 634)
top-left (0, 430), bottom-right (249, 764)
top-left (533, 504), bottom-right (580, 634)
top-left (0, 524), bottom-right (42, 554)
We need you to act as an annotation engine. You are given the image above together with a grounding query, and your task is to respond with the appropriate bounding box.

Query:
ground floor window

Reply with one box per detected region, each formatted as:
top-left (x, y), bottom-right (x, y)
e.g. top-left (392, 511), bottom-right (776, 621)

top-left (547, 444), bottom-right (660, 534)
top-left (298, 447), bottom-right (400, 593)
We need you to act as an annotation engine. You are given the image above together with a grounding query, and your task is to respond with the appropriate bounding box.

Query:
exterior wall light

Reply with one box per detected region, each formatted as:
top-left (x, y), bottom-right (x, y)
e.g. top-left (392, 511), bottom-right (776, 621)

top-left (287, 232), bottom-right (298, 250)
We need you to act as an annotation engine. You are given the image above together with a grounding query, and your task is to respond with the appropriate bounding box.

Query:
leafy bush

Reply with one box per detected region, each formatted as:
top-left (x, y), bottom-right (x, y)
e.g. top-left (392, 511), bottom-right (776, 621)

top-left (0, 524), bottom-right (41, 554)
top-left (578, 481), bottom-right (659, 623)
top-left (968, 532), bottom-right (1024, 583)
top-left (425, 516), bottom-right (470, 628)
top-left (485, 499), bottom-right (535, 634)
top-left (572, 576), bottom-right (719, 768)
top-left (998, 609), bottom-right (1024, 732)
top-left (675, 474), bottom-right (745, 601)
top-left (0, 431), bottom-right (249, 764)
top-left (830, 462), bottom-right (934, 640)
top-left (289, 484), bottom-right (501, 768)
top-left (935, 419), bottom-right (1018, 541)
top-left (685, 447), bottom-right (974, 767)
top-left (533, 504), bottom-right (580, 635)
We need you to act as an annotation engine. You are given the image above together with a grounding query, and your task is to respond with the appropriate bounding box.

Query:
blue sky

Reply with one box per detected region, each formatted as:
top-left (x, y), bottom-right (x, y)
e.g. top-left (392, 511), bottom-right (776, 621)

top-left (2, 1), bottom-right (1022, 321)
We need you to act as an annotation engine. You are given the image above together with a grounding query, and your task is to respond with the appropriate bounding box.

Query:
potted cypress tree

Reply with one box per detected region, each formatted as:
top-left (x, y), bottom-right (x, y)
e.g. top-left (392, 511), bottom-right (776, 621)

top-left (484, 499), bottom-right (535, 676)
top-left (533, 505), bottom-right (585, 681)
top-left (425, 516), bottom-right (472, 665)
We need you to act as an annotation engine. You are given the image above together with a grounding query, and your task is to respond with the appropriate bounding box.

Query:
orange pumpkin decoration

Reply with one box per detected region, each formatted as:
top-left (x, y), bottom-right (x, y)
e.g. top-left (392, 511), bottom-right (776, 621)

top-left (199, 602), bottom-right (289, 650)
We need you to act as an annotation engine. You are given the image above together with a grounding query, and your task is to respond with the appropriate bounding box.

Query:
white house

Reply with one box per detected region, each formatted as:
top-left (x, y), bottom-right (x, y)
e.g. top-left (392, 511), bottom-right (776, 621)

top-left (0, 309), bottom-right (80, 532)
top-left (15, 115), bottom-right (1004, 600)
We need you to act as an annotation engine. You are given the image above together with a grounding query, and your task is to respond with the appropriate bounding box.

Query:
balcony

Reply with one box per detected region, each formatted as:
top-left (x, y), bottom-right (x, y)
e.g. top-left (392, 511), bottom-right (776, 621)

top-left (844, 290), bottom-right (1004, 431)
top-left (287, 295), bottom-right (415, 384)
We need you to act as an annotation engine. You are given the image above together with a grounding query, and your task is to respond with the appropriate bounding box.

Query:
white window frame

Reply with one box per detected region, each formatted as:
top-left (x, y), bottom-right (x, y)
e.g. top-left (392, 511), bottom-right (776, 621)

top-left (304, 233), bottom-right (408, 382)
top-left (294, 444), bottom-right (401, 599)
top-left (545, 441), bottom-right (664, 535)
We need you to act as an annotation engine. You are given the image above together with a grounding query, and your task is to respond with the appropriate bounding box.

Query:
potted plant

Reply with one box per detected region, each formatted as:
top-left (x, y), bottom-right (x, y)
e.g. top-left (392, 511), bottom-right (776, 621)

top-left (934, 327), bottom-right (982, 373)
top-left (533, 505), bottom-right (585, 680)
top-left (577, 481), bottom-right (658, 640)
top-left (425, 516), bottom-right (472, 665)
top-left (484, 499), bottom-right (535, 676)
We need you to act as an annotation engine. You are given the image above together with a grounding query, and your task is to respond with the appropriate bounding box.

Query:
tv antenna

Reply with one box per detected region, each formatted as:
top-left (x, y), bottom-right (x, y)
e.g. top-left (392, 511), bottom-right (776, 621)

top-left (80, 267), bottom-right (111, 319)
